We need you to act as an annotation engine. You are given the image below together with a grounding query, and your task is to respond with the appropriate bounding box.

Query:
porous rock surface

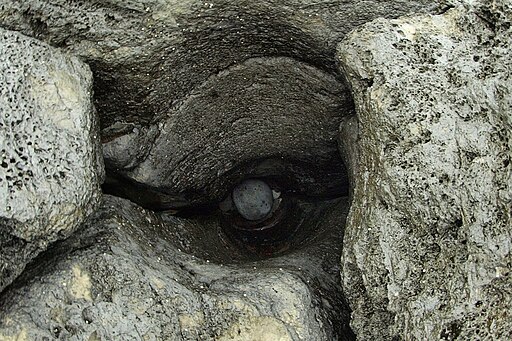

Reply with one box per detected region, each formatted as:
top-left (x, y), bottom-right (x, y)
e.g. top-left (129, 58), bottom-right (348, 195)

top-left (0, 0), bottom-right (445, 209)
top-left (1, 0), bottom-right (510, 340)
top-left (0, 195), bottom-right (353, 341)
top-left (0, 28), bottom-right (104, 292)
top-left (337, 1), bottom-right (511, 339)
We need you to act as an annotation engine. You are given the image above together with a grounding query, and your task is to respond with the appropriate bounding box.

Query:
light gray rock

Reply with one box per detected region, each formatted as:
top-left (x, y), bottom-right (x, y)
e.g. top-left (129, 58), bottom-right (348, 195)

top-left (337, 1), bottom-right (511, 339)
top-left (232, 179), bottom-right (274, 221)
top-left (0, 195), bottom-right (353, 341)
top-left (0, 28), bottom-right (104, 292)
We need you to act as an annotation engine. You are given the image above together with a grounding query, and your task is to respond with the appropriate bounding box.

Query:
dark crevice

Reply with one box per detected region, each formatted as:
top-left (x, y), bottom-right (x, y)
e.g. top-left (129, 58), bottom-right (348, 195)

top-left (93, 20), bottom-right (356, 338)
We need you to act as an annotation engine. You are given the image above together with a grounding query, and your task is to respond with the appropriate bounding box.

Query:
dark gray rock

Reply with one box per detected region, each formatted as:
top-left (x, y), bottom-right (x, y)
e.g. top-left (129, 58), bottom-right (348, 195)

top-left (118, 56), bottom-right (353, 208)
top-left (0, 0), bottom-right (444, 131)
top-left (0, 28), bottom-right (104, 292)
top-left (0, 195), bottom-right (353, 341)
top-left (337, 1), bottom-right (511, 339)
top-left (102, 123), bottom-right (159, 171)
top-left (0, 0), bottom-right (445, 209)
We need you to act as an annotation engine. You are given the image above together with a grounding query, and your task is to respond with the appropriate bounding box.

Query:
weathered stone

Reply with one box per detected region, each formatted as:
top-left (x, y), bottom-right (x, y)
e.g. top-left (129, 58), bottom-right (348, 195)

top-left (0, 0), bottom-right (449, 213)
top-left (116, 57), bottom-right (353, 209)
top-left (0, 195), bottom-right (354, 341)
top-left (337, 1), bottom-right (511, 339)
top-left (0, 0), bottom-right (444, 131)
top-left (2, 0), bottom-right (509, 339)
top-left (0, 28), bottom-right (104, 292)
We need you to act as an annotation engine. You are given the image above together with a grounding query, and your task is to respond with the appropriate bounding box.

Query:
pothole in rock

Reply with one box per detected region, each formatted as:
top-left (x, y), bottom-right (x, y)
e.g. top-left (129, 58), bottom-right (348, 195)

top-left (97, 14), bottom-right (356, 341)
top-left (100, 55), bottom-right (356, 340)
top-left (0, 1), bottom-right (454, 340)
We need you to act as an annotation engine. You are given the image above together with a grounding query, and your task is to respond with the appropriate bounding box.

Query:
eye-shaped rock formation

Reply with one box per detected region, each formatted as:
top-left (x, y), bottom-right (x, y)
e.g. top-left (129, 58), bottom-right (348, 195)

top-left (0, 0), bottom-right (511, 340)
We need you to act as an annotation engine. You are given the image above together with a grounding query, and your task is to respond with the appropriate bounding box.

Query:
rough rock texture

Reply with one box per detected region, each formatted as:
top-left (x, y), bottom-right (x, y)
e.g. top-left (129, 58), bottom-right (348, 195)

top-left (113, 56), bottom-right (353, 209)
top-left (0, 0), bottom-right (445, 209)
top-left (0, 0), bottom-right (444, 130)
top-left (337, 2), bottom-right (511, 339)
top-left (0, 28), bottom-right (104, 292)
top-left (2, 0), bottom-right (510, 339)
top-left (0, 195), bottom-right (353, 341)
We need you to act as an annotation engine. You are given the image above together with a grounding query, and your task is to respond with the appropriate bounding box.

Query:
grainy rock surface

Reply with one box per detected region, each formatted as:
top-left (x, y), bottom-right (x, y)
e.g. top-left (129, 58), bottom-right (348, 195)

top-left (119, 56), bottom-right (353, 208)
top-left (0, 0), bottom-right (444, 209)
top-left (0, 195), bottom-right (353, 341)
top-left (2, 0), bottom-right (510, 340)
top-left (337, 1), bottom-right (511, 339)
top-left (0, 28), bottom-right (104, 292)
top-left (0, 0), bottom-right (443, 130)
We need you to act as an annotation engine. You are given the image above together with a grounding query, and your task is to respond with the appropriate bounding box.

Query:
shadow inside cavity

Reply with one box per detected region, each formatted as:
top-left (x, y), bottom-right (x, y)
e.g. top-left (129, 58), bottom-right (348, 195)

top-left (92, 7), bottom-right (357, 340)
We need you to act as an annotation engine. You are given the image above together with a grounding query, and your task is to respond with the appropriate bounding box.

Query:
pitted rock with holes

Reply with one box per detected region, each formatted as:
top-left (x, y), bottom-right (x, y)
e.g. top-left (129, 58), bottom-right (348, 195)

top-left (0, 28), bottom-right (104, 292)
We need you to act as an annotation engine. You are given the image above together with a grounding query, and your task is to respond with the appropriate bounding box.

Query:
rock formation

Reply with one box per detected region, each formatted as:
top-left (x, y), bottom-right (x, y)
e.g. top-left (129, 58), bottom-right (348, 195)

top-left (0, 28), bottom-right (103, 292)
top-left (0, 0), bottom-right (510, 340)
top-left (338, 1), bottom-right (511, 339)
top-left (0, 194), bottom-right (353, 340)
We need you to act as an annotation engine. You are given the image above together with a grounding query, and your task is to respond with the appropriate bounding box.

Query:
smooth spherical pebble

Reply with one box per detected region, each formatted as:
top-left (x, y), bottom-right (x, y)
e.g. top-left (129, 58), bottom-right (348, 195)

top-left (232, 179), bottom-right (273, 221)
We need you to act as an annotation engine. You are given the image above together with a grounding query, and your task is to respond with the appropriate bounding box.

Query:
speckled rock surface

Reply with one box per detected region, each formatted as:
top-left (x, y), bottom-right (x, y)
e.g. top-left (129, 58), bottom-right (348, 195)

top-left (0, 195), bottom-right (353, 341)
top-left (337, 2), bottom-right (511, 339)
top-left (0, 0), bottom-right (445, 210)
top-left (0, 0), bottom-right (443, 130)
top-left (0, 28), bottom-right (104, 292)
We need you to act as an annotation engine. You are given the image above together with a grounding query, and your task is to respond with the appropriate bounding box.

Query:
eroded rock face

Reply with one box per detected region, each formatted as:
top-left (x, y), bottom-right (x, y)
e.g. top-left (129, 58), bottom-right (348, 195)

top-left (0, 195), bottom-right (353, 341)
top-left (1, 0), bottom-right (510, 339)
top-left (0, 0), bottom-right (444, 210)
top-left (0, 0), bottom-right (442, 130)
top-left (337, 2), bottom-right (511, 339)
top-left (0, 28), bottom-right (104, 292)
top-left (113, 56), bottom-right (353, 208)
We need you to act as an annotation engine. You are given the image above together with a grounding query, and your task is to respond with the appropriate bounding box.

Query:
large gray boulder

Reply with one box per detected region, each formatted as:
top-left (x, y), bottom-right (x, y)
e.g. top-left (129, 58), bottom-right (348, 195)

top-left (116, 56), bottom-right (353, 208)
top-left (0, 28), bottom-right (104, 292)
top-left (337, 1), bottom-right (511, 339)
